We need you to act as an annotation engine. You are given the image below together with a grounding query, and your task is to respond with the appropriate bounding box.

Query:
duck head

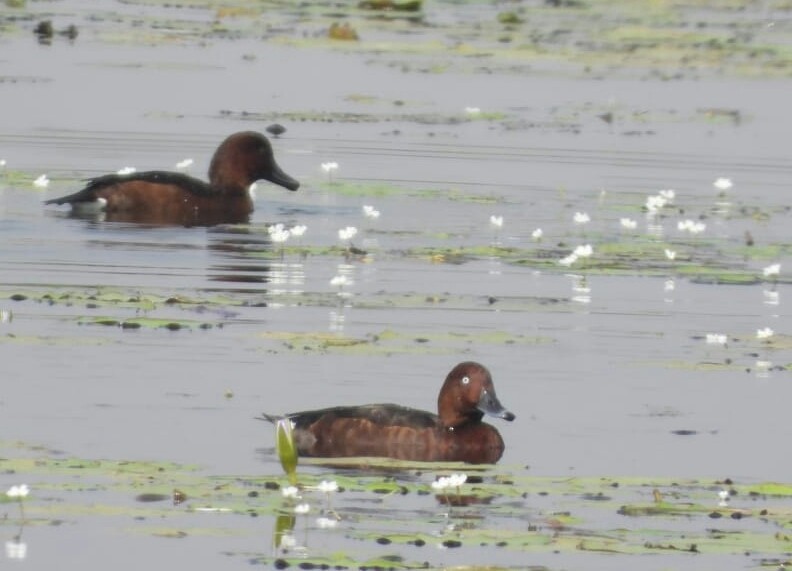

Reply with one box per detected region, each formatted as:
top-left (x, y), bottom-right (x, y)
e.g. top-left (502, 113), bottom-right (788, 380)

top-left (209, 131), bottom-right (300, 193)
top-left (437, 361), bottom-right (515, 430)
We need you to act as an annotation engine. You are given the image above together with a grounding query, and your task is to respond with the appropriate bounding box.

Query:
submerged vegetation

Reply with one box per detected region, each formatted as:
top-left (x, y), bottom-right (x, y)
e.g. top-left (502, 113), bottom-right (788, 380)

top-left (2, 173), bottom-right (789, 374)
top-left (2, 0), bottom-right (791, 568)
top-left (2, 0), bottom-right (792, 78)
top-left (2, 440), bottom-right (792, 568)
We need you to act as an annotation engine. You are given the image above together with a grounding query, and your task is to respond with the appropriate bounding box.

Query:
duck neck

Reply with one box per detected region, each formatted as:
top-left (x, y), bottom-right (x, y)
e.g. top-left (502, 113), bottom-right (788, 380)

top-left (208, 154), bottom-right (255, 196)
top-left (210, 175), bottom-right (249, 196)
top-left (441, 410), bottom-right (484, 431)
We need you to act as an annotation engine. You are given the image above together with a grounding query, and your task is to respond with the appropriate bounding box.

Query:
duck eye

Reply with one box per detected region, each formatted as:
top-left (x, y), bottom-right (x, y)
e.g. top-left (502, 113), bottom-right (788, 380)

top-left (461, 376), bottom-right (470, 385)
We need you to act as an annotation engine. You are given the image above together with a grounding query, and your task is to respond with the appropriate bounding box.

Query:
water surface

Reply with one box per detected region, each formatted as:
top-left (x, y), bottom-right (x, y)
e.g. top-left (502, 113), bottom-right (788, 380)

top-left (1, 2), bottom-right (791, 569)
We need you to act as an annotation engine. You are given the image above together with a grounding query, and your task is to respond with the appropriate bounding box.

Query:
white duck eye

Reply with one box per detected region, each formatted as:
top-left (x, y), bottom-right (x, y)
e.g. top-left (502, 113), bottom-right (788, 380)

top-left (461, 376), bottom-right (470, 385)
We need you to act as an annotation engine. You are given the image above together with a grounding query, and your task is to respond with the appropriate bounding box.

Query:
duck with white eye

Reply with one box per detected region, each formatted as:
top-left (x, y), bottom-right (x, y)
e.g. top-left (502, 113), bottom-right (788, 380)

top-left (447, 374), bottom-right (515, 432)
top-left (259, 361), bottom-right (516, 464)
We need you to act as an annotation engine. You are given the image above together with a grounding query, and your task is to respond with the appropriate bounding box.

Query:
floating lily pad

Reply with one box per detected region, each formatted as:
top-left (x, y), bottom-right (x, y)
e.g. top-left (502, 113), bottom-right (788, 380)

top-left (3, 440), bottom-right (792, 567)
top-left (77, 316), bottom-right (212, 330)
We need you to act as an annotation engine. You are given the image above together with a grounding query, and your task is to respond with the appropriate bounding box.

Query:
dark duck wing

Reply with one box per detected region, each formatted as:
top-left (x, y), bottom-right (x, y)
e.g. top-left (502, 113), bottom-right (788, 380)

top-left (260, 404), bottom-right (442, 460)
top-left (260, 404), bottom-right (438, 430)
top-left (44, 171), bottom-right (215, 205)
top-left (288, 404), bottom-right (439, 429)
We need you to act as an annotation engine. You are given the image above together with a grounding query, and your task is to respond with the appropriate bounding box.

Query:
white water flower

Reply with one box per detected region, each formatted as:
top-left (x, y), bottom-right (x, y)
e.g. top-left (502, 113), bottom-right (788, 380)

top-left (321, 162), bottom-right (339, 181)
top-left (271, 230), bottom-right (290, 244)
top-left (763, 263), bottom-right (781, 277)
top-left (117, 166), bottom-right (136, 175)
top-left (431, 477), bottom-right (449, 491)
top-left (432, 473), bottom-right (467, 492)
top-left (268, 223), bottom-right (290, 244)
top-left (33, 174), bottom-right (49, 188)
top-left (573, 212), bottom-right (590, 225)
top-left (718, 489), bottom-right (730, 507)
top-left (465, 106), bottom-right (481, 116)
top-left (279, 532), bottom-right (297, 549)
top-left (677, 219), bottom-right (706, 234)
top-left (281, 486), bottom-right (300, 499)
top-left (317, 480), bottom-right (338, 494)
top-left (446, 473), bottom-right (467, 487)
top-left (658, 189), bottom-right (676, 202)
top-left (573, 244), bottom-right (593, 258)
top-left (705, 333), bottom-right (728, 345)
top-left (756, 327), bottom-right (774, 339)
top-left (362, 205), bottom-right (380, 219)
top-left (665, 249), bottom-right (677, 261)
top-left (645, 194), bottom-right (668, 214)
top-left (558, 253), bottom-right (578, 267)
top-left (489, 215), bottom-right (504, 228)
top-left (6, 485), bottom-right (27, 498)
top-left (619, 218), bottom-right (637, 230)
top-left (531, 228), bottom-right (543, 241)
top-left (664, 279), bottom-right (675, 292)
top-left (289, 225), bottom-right (307, 238)
top-left (330, 275), bottom-right (349, 288)
top-left (338, 226), bottom-right (358, 242)
top-left (294, 503), bottom-right (310, 515)
top-left (713, 177), bottom-right (733, 191)
top-left (175, 158), bottom-right (194, 171)
top-left (6, 484), bottom-right (29, 499)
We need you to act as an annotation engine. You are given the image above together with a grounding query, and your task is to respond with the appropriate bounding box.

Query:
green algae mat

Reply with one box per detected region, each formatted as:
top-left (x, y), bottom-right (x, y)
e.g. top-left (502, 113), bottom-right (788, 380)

top-left (6, 0), bottom-right (792, 79)
top-left (3, 441), bottom-right (792, 569)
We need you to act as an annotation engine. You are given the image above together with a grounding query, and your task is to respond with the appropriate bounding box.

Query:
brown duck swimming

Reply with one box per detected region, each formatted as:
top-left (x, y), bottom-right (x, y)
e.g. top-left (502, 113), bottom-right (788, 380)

top-left (261, 361), bottom-right (515, 464)
top-left (45, 131), bottom-right (299, 226)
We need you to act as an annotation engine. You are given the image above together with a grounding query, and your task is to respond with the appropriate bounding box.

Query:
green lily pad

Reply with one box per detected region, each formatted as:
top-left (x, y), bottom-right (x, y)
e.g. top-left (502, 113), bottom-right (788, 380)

top-left (4, 440), bottom-right (792, 565)
top-left (77, 316), bottom-right (212, 330)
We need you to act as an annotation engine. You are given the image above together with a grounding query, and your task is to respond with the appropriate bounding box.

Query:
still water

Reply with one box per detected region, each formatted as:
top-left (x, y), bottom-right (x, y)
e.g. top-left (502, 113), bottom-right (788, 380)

top-left (1, 4), bottom-right (791, 569)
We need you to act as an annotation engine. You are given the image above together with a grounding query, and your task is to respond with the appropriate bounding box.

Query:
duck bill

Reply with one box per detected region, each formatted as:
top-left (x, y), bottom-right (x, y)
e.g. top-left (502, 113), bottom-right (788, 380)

top-left (477, 388), bottom-right (516, 422)
top-left (264, 162), bottom-right (300, 191)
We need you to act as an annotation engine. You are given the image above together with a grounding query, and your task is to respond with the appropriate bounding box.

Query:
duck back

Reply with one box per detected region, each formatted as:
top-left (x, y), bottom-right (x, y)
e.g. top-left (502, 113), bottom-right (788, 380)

top-left (288, 404), bottom-right (506, 464)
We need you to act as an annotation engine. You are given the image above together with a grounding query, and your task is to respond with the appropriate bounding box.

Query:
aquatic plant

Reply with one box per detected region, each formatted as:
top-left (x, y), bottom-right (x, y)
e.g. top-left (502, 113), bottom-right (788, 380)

top-left (362, 205), bottom-right (380, 219)
top-left (5, 441), bottom-right (792, 568)
top-left (573, 211), bottom-right (590, 225)
top-left (32, 174), bottom-right (49, 188)
top-left (763, 263), bottom-right (780, 278)
top-left (5, 484), bottom-right (29, 521)
top-left (321, 161), bottom-right (339, 181)
top-left (276, 419), bottom-right (299, 486)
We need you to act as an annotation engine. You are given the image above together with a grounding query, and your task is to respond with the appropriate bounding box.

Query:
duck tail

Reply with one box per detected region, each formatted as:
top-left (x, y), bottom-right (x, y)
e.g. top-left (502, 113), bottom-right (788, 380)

top-left (255, 413), bottom-right (283, 424)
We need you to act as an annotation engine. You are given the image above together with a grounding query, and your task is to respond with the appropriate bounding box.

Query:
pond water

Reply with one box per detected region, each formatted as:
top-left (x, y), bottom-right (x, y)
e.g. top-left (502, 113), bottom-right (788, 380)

top-left (1, 1), bottom-right (791, 569)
